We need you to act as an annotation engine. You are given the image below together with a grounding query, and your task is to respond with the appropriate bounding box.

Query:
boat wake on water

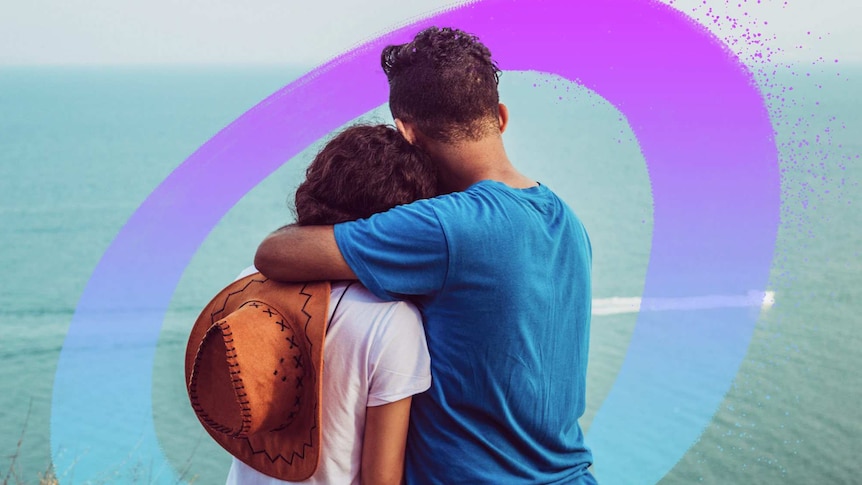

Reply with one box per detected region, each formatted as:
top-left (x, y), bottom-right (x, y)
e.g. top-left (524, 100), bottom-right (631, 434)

top-left (592, 291), bottom-right (776, 316)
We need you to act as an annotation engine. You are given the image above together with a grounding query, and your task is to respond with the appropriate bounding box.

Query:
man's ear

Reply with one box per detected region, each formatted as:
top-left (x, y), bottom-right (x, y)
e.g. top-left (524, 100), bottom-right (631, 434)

top-left (394, 118), bottom-right (418, 144)
top-left (498, 103), bottom-right (509, 134)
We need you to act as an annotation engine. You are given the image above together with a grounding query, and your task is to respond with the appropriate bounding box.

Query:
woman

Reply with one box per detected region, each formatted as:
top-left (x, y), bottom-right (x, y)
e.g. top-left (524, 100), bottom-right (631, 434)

top-left (191, 124), bottom-right (438, 485)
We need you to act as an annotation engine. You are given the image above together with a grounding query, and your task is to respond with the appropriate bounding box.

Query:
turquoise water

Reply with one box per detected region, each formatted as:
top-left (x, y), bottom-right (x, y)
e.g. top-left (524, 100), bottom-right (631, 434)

top-left (1, 64), bottom-right (859, 484)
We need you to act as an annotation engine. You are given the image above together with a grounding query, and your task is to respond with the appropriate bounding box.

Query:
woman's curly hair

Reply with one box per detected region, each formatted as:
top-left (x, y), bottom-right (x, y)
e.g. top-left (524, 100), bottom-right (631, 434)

top-left (293, 124), bottom-right (438, 225)
top-left (381, 27), bottom-right (502, 143)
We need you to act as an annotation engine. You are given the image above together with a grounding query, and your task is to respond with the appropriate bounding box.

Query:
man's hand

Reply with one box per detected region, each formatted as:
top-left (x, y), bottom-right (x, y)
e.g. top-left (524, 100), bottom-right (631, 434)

top-left (254, 224), bottom-right (357, 282)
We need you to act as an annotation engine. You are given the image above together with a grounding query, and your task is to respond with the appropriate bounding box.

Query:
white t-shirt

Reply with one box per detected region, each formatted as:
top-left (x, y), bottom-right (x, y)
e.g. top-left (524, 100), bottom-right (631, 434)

top-left (225, 269), bottom-right (431, 485)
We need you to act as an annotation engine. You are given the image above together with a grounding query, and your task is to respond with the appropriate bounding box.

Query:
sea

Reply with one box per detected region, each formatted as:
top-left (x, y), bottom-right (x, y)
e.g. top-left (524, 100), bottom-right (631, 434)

top-left (1, 63), bottom-right (859, 484)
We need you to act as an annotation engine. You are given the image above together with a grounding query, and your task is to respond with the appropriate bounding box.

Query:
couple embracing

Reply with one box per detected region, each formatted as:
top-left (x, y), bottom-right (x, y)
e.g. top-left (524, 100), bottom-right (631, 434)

top-left (186, 27), bottom-right (596, 484)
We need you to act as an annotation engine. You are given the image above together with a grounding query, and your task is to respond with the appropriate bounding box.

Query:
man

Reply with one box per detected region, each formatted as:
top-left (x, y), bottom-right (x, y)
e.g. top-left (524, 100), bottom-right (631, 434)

top-left (255, 27), bottom-right (595, 483)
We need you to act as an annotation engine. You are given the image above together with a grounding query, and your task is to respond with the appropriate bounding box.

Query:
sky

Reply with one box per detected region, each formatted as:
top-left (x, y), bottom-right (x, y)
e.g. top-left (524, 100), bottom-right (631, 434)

top-left (0, 0), bottom-right (860, 66)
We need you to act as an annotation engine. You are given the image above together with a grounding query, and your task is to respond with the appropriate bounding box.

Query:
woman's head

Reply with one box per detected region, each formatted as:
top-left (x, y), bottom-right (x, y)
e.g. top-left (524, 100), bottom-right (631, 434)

top-left (294, 124), bottom-right (438, 225)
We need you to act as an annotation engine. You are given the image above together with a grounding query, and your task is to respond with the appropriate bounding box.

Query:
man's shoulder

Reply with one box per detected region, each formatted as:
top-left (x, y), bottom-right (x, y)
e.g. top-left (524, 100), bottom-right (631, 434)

top-left (432, 180), bottom-right (579, 224)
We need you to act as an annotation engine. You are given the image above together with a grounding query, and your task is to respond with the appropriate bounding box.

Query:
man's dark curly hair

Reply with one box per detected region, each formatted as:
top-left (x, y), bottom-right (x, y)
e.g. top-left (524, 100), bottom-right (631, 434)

top-left (293, 124), bottom-right (438, 225)
top-left (382, 27), bottom-right (502, 143)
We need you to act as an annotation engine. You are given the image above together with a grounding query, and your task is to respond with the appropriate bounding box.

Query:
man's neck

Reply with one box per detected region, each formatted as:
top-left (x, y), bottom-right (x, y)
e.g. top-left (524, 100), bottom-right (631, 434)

top-left (423, 136), bottom-right (537, 193)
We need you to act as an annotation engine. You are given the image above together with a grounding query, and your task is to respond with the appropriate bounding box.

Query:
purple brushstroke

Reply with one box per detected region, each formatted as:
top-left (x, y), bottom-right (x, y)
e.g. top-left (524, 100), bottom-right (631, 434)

top-left (51, 0), bottom-right (778, 483)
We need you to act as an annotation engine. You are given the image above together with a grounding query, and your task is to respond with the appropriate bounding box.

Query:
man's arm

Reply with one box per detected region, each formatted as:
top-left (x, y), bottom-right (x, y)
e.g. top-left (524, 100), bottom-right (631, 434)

top-left (261, 201), bottom-right (447, 299)
top-left (254, 225), bottom-right (357, 282)
top-left (361, 397), bottom-right (412, 485)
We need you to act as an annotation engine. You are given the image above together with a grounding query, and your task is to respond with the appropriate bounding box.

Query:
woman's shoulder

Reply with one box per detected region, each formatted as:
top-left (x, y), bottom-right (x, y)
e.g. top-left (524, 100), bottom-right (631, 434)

top-left (326, 282), bottom-right (429, 379)
top-left (328, 282), bottom-right (423, 332)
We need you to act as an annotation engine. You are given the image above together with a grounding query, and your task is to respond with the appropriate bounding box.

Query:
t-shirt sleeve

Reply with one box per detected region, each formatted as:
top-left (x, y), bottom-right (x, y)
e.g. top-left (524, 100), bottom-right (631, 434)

top-left (366, 301), bottom-right (432, 407)
top-left (333, 200), bottom-right (449, 301)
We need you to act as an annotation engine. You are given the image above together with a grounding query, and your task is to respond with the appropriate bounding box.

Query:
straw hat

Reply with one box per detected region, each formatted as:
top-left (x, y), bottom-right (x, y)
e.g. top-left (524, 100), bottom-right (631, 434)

top-left (185, 272), bottom-right (331, 481)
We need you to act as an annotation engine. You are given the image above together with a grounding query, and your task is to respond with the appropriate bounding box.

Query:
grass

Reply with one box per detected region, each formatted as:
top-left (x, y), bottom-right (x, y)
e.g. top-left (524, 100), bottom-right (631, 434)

top-left (3, 399), bottom-right (199, 485)
top-left (3, 399), bottom-right (57, 485)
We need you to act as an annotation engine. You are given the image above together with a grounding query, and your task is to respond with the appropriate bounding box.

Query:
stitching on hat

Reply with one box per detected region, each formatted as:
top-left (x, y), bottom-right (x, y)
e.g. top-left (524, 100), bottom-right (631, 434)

top-left (261, 304), bottom-right (304, 430)
top-left (226, 300), bottom-right (306, 434)
top-left (208, 275), bottom-right (268, 323)
top-left (298, 283), bottom-right (315, 348)
top-left (188, 320), bottom-right (253, 439)
top-left (245, 417), bottom-right (319, 465)
top-left (243, 284), bottom-right (319, 466)
top-left (219, 321), bottom-right (253, 438)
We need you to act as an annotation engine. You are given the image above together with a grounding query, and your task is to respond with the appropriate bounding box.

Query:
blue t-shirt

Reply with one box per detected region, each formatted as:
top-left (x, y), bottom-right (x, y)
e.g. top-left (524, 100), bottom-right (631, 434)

top-left (334, 180), bottom-right (594, 484)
